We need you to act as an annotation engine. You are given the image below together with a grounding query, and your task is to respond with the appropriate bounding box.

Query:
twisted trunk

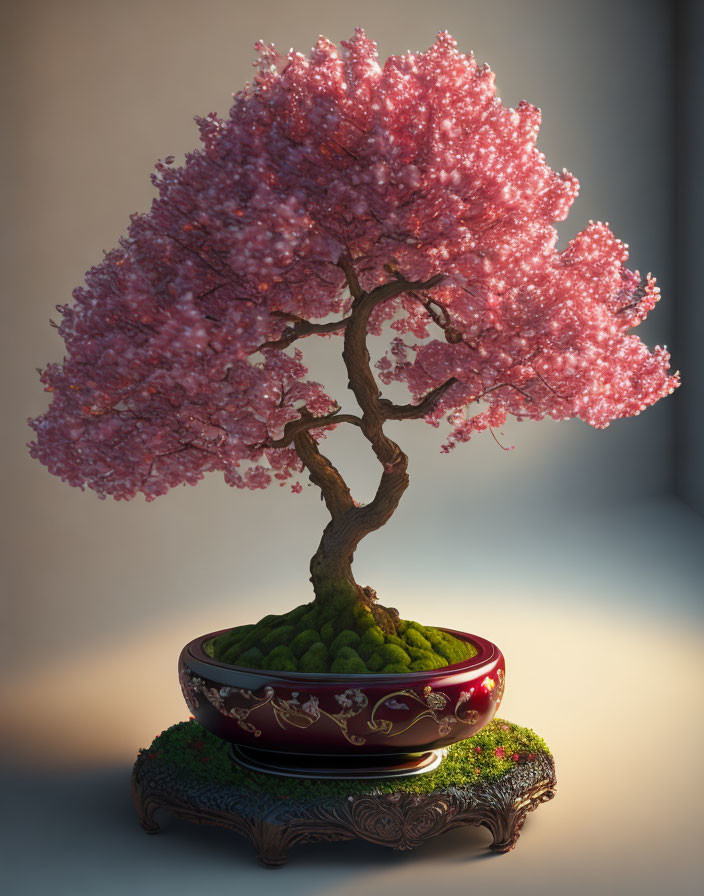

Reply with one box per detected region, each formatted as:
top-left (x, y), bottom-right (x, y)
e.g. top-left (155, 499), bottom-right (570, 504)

top-left (307, 456), bottom-right (409, 632)
top-left (292, 421), bottom-right (408, 632)
top-left (282, 259), bottom-right (454, 632)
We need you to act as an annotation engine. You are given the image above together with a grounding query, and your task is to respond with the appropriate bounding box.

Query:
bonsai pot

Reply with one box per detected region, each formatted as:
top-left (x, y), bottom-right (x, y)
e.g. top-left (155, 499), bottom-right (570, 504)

top-left (179, 628), bottom-right (505, 777)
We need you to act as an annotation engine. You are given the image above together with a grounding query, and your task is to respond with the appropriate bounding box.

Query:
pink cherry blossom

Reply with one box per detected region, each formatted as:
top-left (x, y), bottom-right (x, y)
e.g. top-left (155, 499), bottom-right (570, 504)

top-left (29, 30), bottom-right (678, 501)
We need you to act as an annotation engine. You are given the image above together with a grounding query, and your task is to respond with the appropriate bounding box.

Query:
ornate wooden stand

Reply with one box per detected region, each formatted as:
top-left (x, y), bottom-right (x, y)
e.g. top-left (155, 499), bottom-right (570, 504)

top-left (132, 722), bottom-right (555, 866)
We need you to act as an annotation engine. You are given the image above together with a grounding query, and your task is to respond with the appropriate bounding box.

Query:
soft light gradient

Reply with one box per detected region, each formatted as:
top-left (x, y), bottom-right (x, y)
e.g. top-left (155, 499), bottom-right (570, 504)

top-left (2, 1), bottom-right (701, 894)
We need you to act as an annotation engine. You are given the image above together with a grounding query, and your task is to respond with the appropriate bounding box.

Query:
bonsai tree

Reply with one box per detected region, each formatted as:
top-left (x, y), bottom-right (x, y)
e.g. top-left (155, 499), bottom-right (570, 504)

top-left (29, 31), bottom-right (678, 674)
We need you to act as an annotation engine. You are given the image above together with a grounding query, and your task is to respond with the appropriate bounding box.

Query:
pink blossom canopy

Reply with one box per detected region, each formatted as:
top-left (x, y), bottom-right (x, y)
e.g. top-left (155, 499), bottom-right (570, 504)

top-left (29, 30), bottom-right (679, 500)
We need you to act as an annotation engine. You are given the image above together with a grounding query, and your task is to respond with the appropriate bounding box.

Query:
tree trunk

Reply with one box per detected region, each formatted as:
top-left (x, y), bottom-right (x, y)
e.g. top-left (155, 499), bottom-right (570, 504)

top-left (308, 462), bottom-right (408, 634)
top-left (309, 528), bottom-right (400, 634)
top-left (282, 262), bottom-right (451, 635)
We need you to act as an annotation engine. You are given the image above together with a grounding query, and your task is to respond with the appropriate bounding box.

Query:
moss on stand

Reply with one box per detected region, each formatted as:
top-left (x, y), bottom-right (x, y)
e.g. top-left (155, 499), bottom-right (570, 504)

top-left (142, 719), bottom-right (550, 799)
top-left (206, 601), bottom-right (477, 673)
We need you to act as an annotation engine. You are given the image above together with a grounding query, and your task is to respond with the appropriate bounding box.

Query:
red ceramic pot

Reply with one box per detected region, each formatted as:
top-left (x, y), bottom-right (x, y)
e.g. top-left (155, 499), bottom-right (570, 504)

top-left (179, 628), bottom-right (505, 763)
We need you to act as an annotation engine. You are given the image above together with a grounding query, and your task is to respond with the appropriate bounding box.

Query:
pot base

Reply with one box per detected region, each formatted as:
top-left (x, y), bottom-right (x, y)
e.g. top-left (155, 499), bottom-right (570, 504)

top-left (230, 744), bottom-right (446, 779)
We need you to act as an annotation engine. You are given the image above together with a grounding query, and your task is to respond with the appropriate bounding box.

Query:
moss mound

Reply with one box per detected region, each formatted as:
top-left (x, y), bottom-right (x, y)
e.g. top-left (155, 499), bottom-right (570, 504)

top-left (206, 602), bottom-right (477, 673)
top-left (141, 719), bottom-right (550, 798)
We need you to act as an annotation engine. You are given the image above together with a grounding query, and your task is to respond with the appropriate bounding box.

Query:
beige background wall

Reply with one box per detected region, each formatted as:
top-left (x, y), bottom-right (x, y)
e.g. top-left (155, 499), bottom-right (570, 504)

top-left (1, 2), bottom-right (702, 894)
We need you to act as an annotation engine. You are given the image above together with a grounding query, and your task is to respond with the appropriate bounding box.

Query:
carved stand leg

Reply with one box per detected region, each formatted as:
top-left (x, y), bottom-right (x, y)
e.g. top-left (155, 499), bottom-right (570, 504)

top-left (131, 775), bottom-right (161, 834)
top-left (245, 820), bottom-right (293, 867)
top-left (482, 780), bottom-right (556, 852)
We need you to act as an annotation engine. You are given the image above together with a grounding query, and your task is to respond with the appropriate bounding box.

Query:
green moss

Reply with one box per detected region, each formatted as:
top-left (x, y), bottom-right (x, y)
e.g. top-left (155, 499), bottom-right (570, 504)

top-left (404, 627), bottom-right (432, 651)
top-left (297, 609), bottom-right (319, 628)
top-left (330, 653), bottom-right (368, 673)
top-left (379, 643), bottom-right (411, 666)
top-left (208, 600), bottom-right (477, 674)
top-left (285, 603), bottom-right (310, 621)
top-left (209, 624), bottom-right (253, 658)
top-left (422, 626), bottom-right (442, 643)
top-left (409, 652), bottom-right (447, 671)
top-left (319, 621), bottom-right (336, 645)
top-left (333, 610), bottom-right (355, 634)
top-left (381, 662), bottom-right (410, 673)
top-left (235, 628), bottom-right (272, 654)
top-left (334, 646), bottom-right (361, 661)
top-left (263, 645), bottom-right (297, 672)
top-left (358, 626), bottom-right (385, 659)
top-left (442, 636), bottom-right (475, 664)
top-left (221, 644), bottom-right (244, 665)
top-left (352, 604), bottom-right (376, 631)
top-left (321, 581), bottom-right (361, 610)
top-left (290, 629), bottom-right (320, 659)
top-left (426, 629), bottom-right (477, 664)
top-left (260, 625), bottom-right (296, 650)
top-left (299, 642), bottom-right (329, 673)
top-left (330, 630), bottom-right (361, 655)
top-left (366, 651), bottom-right (384, 672)
top-left (209, 631), bottom-right (236, 655)
top-left (385, 634), bottom-right (407, 649)
top-left (256, 614), bottom-right (280, 628)
top-left (142, 719), bottom-right (550, 799)
top-left (236, 646), bottom-right (265, 668)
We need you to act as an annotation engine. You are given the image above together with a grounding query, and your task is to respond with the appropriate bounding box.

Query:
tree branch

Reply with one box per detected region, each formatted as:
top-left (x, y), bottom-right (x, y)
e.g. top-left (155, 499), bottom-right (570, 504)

top-left (268, 406), bottom-right (363, 448)
top-left (337, 254), bottom-right (364, 299)
top-left (406, 290), bottom-right (464, 344)
top-left (380, 377), bottom-right (459, 421)
top-left (341, 270), bottom-right (446, 426)
top-left (292, 425), bottom-right (356, 518)
top-left (259, 313), bottom-right (351, 350)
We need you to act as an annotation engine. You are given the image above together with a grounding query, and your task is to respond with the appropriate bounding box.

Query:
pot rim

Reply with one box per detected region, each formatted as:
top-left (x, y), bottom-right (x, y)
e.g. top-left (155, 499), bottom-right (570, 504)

top-left (183, 626), bottom-right (502, 685)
